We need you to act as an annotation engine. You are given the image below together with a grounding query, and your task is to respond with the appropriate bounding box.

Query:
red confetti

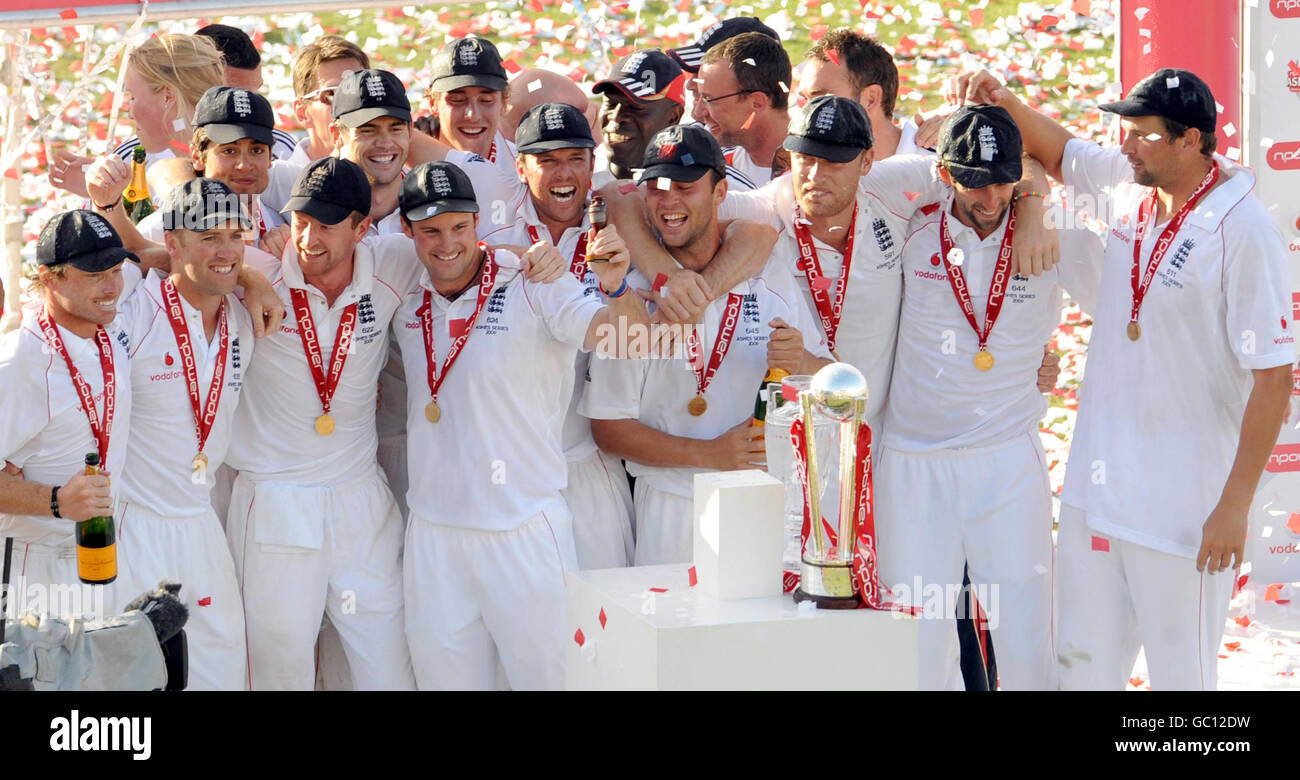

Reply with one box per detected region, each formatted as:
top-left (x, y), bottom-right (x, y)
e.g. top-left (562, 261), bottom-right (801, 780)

top-left (616, 181), bottom-right (637, 195)
top-left (811, 275), bottom-right (834, 292)
top-left (1237, 574), bottom-right (1250, 591)
top-left (573, 628), bottom-right (585, 647)
top-left (58, 8), bottom-right (78, 19)
top-left (1265, 583), bottom-right (1285, 602)
top-left (648, 587), bottom-right (668, 593)
top-left (902, 191), bottom-right (920, 201)
top-left (1041, 14), bottom-right (1060, 27)
top-left (688, 566), bottom-right (698, 587)
top-left (919, 203), bottom-right (940, 216)
top-left (1287, 512), bottom-right (1300, 536)
top-left (652, 273), bottom-right (669, 292)
top-left (1073, 0), bottom-right (1090, 13)
top-left (598, 607), bottom-right (607, 629)
top-left (1234, 615), bottom-right (1252, 628)
top-left (169, 140), bottom-right (191, 155)
top-left (827, 49), bottom-right (840, 66)
top-left (197, 596), bottom-right (211, 606)
top-left (2, 168), bottom-right (17, 180)
top-left (740, 111), bottom-right (755, 131)
top-left (1090, 535), bottom-right (1110, 552)
top-left (1067, 40), bottom-right (1085, 52)
top-left (1128, 676), bottom-right (1143, 687)
top-left (969, 8), bottom-right (984, 26)
top-left (1224, 641), bottom-right (1241, 651)
top-left (503, 58), bottom-right (522, 74)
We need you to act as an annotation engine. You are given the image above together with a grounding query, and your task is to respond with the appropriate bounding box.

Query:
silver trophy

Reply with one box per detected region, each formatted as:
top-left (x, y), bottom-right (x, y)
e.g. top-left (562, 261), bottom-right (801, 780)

top-left (794, 363), bottom-right (869, 609)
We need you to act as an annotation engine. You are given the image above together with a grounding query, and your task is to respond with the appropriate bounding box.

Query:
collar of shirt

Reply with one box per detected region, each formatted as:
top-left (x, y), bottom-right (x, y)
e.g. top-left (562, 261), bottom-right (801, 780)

top-left (1174, 156), bottom-right (1254, 234)
top-left (519, 195), bottom-right (590, 246)
top-left (142, 269), bottom-right (244, 352)
top-left (416, 249), bottom-right (524, 311)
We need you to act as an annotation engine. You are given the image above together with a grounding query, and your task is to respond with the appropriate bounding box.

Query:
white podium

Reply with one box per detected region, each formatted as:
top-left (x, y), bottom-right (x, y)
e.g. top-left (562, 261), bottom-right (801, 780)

top-left (564, 563), bottom-right (919, 690)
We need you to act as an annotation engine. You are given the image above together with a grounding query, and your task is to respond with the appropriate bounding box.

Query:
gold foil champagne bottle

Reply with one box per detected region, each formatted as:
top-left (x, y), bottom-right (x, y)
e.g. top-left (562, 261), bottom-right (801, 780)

top-left (76, 453), bottom-right (117, 585)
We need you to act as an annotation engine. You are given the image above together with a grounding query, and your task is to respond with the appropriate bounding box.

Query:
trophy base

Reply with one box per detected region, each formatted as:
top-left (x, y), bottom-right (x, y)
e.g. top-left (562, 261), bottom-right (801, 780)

top-left (792, 559), bottom-right (859, 609)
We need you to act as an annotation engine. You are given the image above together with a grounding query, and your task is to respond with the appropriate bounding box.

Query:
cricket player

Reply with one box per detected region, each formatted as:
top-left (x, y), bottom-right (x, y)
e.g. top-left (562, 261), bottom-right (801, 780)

top-left (392, 160), bottom-right (650, 690)
top-left (0, 212), bottom-right (136, 618)
top-left (582, 125), bottom-right (832, 565)
top-left (113, 178), bottom-right (256, 690)
top-left (954, 66), bottom-right (1293, 690)
top-left (592, 49), bottom-right (688, 188)
top-left (875, 105), bottom-right (1101, 690)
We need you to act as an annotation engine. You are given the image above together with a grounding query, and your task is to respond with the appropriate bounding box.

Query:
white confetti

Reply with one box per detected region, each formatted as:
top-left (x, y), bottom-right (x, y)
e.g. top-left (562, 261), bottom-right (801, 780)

top-left (1139, 28), bottom-right (1151, 38)
top-left (1262, 136), bottom-right (1275, 148)
top-left (1034, 564), bottom-right (1048, 575)
top-left (778, 81), bottom-right (789, 93)
top-left (1241, 561), bottom-right (1253, 575)
top-left (1165, 75), bottom-right (1179, 88)
top-left (656, 176), bottom-right (671, 191)
top-left (1226, 146), bottom-right (1241, 161)
top-left (1265, 50), bottom-right (1275, 68)
top-left (172, 117), bottom-right (187, 132)
top-left (1215, 101), bottom-right (1225, 114)
top-left (948, 247), bottom-right (964, 266)
top-left (742, 58), bottom-right (756, 66)
top-left (1134, 6), bottom-right (1149, 20)
top-left (1262, 526), bottom-right (1273, 538)
top-left (527, 79), bottom-right (542, 93)
top-left (1142, 43), bottom-right (1152, 55)
top-left (1224, 122), bottom-right (1236, 138)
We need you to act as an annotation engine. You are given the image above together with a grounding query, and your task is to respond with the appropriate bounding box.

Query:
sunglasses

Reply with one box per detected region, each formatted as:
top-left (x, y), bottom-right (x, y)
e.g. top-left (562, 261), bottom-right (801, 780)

top-left (302, 86), bottom-right (337, 106)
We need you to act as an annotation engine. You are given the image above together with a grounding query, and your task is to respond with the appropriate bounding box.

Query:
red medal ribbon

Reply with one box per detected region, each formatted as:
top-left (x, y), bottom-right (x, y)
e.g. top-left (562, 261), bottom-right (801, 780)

top-left (290, 287), bottom-right (357, 418)
top-left (488, 140), bottom-right (497, 164)
top-left (37, 308), bottom-right (116, 464)
top-left (938, 206), bottom-right (1017, 353)
top-left (419, 246), bottom-right (499, 406)
top-left (1129, 163), bottom-right (1219, 325)
top-left (792, 204), bottom-right (857, 353)
top-left (161, 278), bottom-right (229, 456)
top-left (684, 292), bottom-right (743, 398)
top-left (526, 223), bottom-right (591, 281)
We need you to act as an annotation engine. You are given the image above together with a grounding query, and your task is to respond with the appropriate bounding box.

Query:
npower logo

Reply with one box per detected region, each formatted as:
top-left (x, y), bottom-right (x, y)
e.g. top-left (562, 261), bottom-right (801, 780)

top-left (1267, 443), bottom-right (1300, 471)
top-left (1274, 0), bottom-right (1300, 18)
top-left (1269, 141), bottom-right (1300, 170)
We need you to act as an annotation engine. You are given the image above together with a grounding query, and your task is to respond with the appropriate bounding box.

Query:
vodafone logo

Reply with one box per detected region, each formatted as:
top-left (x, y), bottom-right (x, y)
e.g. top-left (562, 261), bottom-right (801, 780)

top-left (1267, 443), bottom-right (1300, 472)
top-left (1268, 141), bottom-right (1300, 170)
top-left (164, 352), bottom-right (174, 366)
top-left (930, 253), bottom-right (941, 267)
top-left (1272, 0), bottom-right (1300, 17)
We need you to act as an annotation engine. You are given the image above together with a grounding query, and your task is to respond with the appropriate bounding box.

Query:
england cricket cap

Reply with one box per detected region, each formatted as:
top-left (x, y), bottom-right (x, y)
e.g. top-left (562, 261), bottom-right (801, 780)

top-left (35, 210), bottom-right (139, 272)
top-left (429, 37), bottom-right (508, 93)
top-left (282, 157), bottom-right (372, 225)
top-left (515, 102), bottom-right (595, 155)
top-left (400, 161), bottom-right (479, 222)
top-left (636, 124), bottom-right (726, 184)
top-left (162, 178), bottom-right (253, 232)
top-left (333, 69), bottom-right (412, 128)
top-left (938, 105), bottom-right (1023, 189)
top-left (193, 86), bottom-right (275, 147)
top-left (1099, 68), bottom-right (1217, 134)
top-left (594, 49), bottom-right (687, 106)
top-left (670, 17), bottom-right (780, 73)
top-left (784, 95), bottom-right (872, 163)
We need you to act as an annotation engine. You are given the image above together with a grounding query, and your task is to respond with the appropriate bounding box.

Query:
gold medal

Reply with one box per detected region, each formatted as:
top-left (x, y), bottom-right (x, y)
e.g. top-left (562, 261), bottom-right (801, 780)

top-left (425, 400), bottom-right (441, 423)
top-left (1127, 321), bottom-right (1141, 341)
top-left (687, 395), bottom-right (708, 416)
top-left (192, 452), bottom-right (208, 472)
top-left (974, 350), bottom-right (994, 371)
top-left (314, 413), bottom-right (335, 436)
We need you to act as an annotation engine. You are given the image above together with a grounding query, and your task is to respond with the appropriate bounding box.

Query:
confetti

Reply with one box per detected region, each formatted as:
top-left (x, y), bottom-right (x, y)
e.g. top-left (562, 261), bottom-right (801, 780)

top-left (656, 176), bottom-right (671, 191)
top-left (741, 111), bottom-right (755, 130)
top-left (969, 8), bottom-right (984, 26)
top-left (1165, 75), bottom-right (1179, 88)
top-left (197, 596), bottom-right (211, 606)
top-left (2, 168), bottom-right (17, 180)
top-left (173, 117), bottom-right (187, 132)
top-left (598, 607), bottom-right (607, 629)
top-left (527, 79), bottom-right (542, 93)
top-left (1091, 535), bottom-right (1110, 552)
top-left (1223, 122), bottom-right (1236, 138)
top-left (573, 628), bottom-right (585, 646)
top-left (1134, 6), bottom-right (1150, 20)
top-left (617, 181), bottom-right (638, 195)
top-left (688, 566), bottom-right (698, 587)
top-left (1033, 564), bottom-right (1048, 575)
top-left (1287, 512), bottom-right (1300, 535)
top-left (58, 8), bottom-right (78, 19)
top-left (652, 273), bottom-right (668, 292)
top-left (947, 247), bottom-right (964, 266)
top-left (648, 587), bottom-right (668, 593)
top-left (904, 191), bottom-right (920, 201)
top-left (742, 58), bottom-right (756, 66)
top-left (1265, 583), bottom-right (1284, 602)
top-left (811, 275), bottom-right (833, 292)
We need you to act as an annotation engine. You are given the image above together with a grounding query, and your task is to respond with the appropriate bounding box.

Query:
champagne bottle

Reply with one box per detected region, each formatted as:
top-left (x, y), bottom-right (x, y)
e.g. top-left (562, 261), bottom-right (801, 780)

top-left (76, 452), bottom-right (117, 585)
top-left (586, 195), bottom-right (611, 263)
top-left (752, 367), bottom-right (791, 426)
top-left (123, 146), bottom-right (155, 224)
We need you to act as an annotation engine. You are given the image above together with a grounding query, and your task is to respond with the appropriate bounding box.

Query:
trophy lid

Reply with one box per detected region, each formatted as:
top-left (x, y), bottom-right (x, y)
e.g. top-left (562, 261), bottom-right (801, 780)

top-left (809, 362), bottom-right (868, 422)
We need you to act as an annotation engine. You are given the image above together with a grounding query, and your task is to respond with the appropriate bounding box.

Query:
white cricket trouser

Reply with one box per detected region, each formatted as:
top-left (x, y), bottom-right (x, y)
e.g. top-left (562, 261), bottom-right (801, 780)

top-left (210, 464), bottom-right (237, 533)
top-left (3, 540), bottom-right (124, 621)
top-left (226, 467), bottom-right (415, 691)
top-left (563, 449), bottom-right (634, 570)
top-left (631, 481), bottom-right (693, 566)
top-left (116, 501), bottom-right (247, 691)
top-left (404, 500), bottom-right (578, 690)
top-left (1056, 505), bottom-right (1234, 691)
top-left (875, 433), bottom-right (1056, 691)
top-left (377, 432), bottom-right (408, 523)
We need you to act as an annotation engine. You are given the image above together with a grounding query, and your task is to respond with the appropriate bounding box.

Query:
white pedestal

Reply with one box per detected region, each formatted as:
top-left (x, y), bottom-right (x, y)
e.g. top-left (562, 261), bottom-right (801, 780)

top-left (692, 470), bottom-right (784, 601)
top-left (565, 564), bottom-right (919, 690)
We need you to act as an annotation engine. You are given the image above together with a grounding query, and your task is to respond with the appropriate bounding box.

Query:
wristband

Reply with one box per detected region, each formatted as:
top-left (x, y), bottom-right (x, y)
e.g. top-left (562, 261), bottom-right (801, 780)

top-left (93, 197), bottom-right (122, 212)
top-left (602, 277), bottom-right (629, 298)
top-left (1014, 191), bottom-right (1048, 203)
top-left (51, 485), bottom-right (62, 519)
